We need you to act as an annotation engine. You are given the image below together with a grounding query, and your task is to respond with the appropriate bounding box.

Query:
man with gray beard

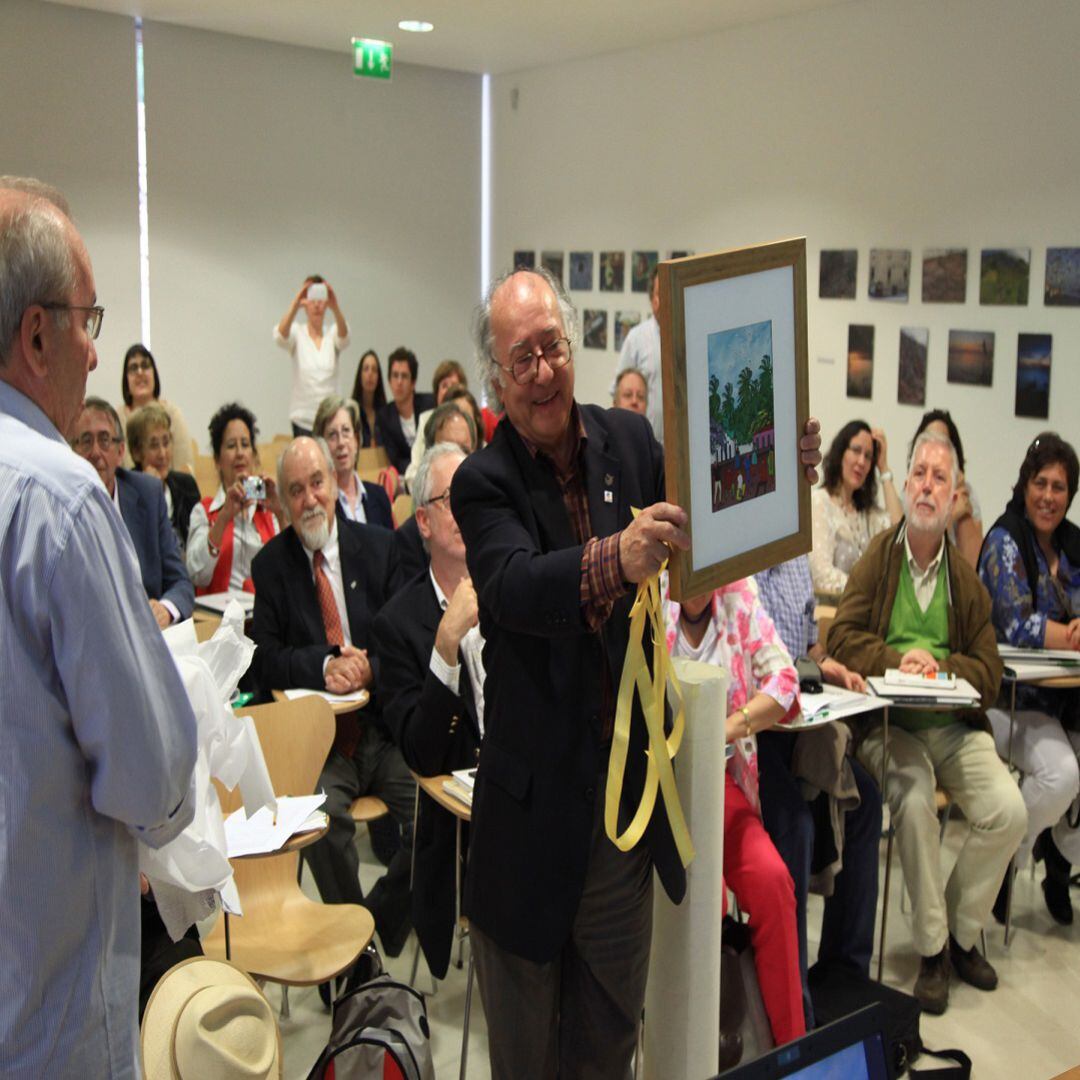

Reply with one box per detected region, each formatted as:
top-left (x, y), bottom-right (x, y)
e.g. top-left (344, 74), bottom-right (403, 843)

top-left (250, 436), bottom-right (413, 956)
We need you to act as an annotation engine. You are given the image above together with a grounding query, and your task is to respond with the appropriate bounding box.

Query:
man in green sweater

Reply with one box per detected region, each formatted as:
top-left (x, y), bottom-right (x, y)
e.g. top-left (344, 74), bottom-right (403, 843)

top-left (829, 430), bottom-right (1026, 1015)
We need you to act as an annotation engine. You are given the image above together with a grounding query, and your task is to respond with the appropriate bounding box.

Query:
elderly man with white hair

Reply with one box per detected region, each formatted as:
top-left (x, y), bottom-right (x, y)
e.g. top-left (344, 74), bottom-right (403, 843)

top-left (828, 429), bottom-right (1027, 1016)
top-left (249, 436), bottom-right (413, 956)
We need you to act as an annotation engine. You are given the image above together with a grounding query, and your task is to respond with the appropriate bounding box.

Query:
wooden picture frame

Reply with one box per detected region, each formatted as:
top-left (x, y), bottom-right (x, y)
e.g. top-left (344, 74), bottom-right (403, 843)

top-left (660, 238), bottom-right (811, 601)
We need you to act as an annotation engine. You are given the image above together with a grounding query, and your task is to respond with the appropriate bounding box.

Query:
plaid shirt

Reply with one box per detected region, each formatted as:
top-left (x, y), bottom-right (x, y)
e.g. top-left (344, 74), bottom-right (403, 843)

top-left (754, 555), bottom-right (819, 661)
top-left (520, 405), bottom-right (627, 737)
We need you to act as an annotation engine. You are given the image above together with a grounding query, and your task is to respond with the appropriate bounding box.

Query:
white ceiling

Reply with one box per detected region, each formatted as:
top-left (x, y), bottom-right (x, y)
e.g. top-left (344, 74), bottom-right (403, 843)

top-left (46, 0), bottom-right (858, 76)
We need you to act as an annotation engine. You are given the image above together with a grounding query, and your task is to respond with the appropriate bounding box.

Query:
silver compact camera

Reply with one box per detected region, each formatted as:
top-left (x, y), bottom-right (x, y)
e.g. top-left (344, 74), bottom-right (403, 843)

top-left (242, 476), bottom-right (266, 502)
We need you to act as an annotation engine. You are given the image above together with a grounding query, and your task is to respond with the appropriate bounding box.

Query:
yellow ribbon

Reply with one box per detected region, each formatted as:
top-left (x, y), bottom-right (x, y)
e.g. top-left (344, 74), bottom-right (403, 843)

top-left (604, 510), bottom-right (695, 867)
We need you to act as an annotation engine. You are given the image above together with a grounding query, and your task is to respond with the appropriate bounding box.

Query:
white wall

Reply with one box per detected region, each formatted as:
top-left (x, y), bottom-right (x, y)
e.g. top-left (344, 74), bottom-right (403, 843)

top-left (144, 21), bottom-right (481, 448)
top-left (491, 0), bottom-right (1080, 525)
top-left (0, 0), bottom-right (143, 401)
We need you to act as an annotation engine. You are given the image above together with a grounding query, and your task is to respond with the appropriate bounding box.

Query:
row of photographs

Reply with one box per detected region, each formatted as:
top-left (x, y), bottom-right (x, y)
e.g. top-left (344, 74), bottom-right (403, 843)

top-left (846, 324), bottom-right (1053, 419)
top-left (821, 247), bottom-right (1080, 307)
top-left (511, 249), bottom-right (692, 294)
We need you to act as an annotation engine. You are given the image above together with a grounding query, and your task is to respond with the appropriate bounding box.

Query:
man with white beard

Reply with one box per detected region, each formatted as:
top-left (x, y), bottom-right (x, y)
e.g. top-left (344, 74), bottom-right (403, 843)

top-left (250, 436), bottom-right (413, 956)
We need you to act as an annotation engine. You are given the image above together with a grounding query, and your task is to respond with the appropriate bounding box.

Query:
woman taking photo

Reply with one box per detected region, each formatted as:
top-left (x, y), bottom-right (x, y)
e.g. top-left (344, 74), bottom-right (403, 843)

top-left (120, 343), bottom-right (194, 473)
top-left (186, 403), bottom-right (284, 595)
top-left (667, 578), bottom-right (805, 1048)
top-left (979, 432), bottom-right (1080, 924)
top-left (125, 403), bottom-right (201, 553)
top-left (312, 395), bottom-right (394, 530)
top-left (809, 420), bottom-right (902, 598)
top-left (350, 348), bottom-right (386, 448)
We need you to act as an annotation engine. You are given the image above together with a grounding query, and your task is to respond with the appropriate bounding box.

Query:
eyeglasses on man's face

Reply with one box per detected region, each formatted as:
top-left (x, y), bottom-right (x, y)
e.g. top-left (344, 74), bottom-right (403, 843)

top-left (74, 431), bottom-right (121, 453)
top-left (425, 489), bottom-right (453, 511)
top-left (40, 303), bottom-right (105, 341)
top-left (497, 335), bottom-right (572, 386)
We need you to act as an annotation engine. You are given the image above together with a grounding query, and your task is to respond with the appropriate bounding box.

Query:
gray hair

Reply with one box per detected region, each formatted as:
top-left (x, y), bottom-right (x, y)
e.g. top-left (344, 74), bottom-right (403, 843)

top-left (414, 441), bottom-right (467, 510)
top-left (312, 394), bottom-right (360, 440)
top-left (614, 368), bottom-right (649, 402)
top-left (0, 196), bottom-right (77, 367)
top-left (472, 265), bottom-right (580, 402)
top-left (0, 176), bottom-right (71, 217)
top-left (424, 400), bottom-right (477, 451)
top-left (81, 395), bottom-right (124, 442)
top-left (906, 429), bottom-right (960, 490)
top-left (276, 435), bottom-right (335, 524)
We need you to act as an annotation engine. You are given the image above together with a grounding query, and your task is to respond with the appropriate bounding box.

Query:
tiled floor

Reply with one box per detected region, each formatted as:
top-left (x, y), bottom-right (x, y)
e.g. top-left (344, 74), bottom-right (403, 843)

top-left (272, 818), bottom-right (1080, 1079)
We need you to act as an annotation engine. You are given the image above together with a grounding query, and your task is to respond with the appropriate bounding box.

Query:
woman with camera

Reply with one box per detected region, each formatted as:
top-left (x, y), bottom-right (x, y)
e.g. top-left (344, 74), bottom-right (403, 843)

top-left (186, 403), bottom-right (284, 595)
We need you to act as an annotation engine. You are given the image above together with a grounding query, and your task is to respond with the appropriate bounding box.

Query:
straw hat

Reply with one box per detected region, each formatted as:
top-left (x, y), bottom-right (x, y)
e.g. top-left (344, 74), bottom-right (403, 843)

top-left (141, 957), bottom-right (282, 1079)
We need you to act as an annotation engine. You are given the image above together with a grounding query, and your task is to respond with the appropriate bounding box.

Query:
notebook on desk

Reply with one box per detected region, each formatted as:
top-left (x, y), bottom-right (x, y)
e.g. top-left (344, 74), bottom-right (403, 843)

top-left (718, 1003), bottom-right (892, 1079)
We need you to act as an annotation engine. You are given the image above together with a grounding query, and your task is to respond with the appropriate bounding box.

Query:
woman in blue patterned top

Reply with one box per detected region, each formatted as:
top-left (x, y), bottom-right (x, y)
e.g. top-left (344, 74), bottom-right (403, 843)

top-left (979, 432), bottom-right (1080, 924)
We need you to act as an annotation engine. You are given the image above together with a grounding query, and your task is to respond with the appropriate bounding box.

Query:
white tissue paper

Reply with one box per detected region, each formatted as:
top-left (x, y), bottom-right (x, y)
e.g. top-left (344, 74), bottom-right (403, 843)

top-left (140, 601), bottom-right (276, 939)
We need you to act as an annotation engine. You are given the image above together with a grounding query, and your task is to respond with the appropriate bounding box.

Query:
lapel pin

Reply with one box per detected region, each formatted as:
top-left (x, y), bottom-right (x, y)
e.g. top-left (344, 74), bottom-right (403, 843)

top-left (349, 580), bottom-right (357, 590)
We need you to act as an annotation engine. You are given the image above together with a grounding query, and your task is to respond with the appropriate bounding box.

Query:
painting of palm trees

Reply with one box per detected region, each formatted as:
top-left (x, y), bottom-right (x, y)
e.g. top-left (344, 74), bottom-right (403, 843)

top-left (707, 320), bottom-right (776, 513)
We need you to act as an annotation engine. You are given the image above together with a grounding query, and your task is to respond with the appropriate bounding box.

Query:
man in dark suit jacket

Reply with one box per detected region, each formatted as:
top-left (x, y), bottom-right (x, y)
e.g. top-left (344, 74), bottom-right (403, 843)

top-left (376, 346), bottom-right (435, 474)
top-left (250, 436), bottom-right (413, 955)
top-left (72, 398), bottom-right (193, 627)
top-left (451, 269), bottom-right (824, 1079)
top-left (374, 443), bottom-right (481, 979)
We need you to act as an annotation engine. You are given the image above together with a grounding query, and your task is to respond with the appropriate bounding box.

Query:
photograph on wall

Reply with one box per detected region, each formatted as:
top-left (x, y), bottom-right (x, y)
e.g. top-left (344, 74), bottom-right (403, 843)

top-left (922, 248), bottom-right (967, 302)
top-left (599, 251), bottom-right (625, 292)
top-left (979, 248), bottom-right (1030, 305)
top-left (1015, 333), bottom-right (1052, 419)
top-left (631, 250), bottom-right (659, 292)
top-left (569, 251), bottom-right (594, 291)
top-left (868, 248), bottom-right (910, 300)
top-left (583, 309), bottom-right (608, 349)
top-left (668, 249), bottom-right (694, 260)
top-left (947, 329), bottom-right (995, 386)
top-left (898, 327), bottom-right (929, 406)
top-left (846, 324), bottom-right (874, 398)
top-left (512, 249), bottom-right (536, 270)
top-left (1045, 247), bottom-right (1080, 306)
top-left (541, 250), bottom-right (565, 286)
top-left (819, 249), bottom-right (857, 299)
top-left (707, 320), bottom-right (776, 512)
top-left (614, 310), bottom-right (641, 351)
top-left (659, 238), bottom-right (810, 600)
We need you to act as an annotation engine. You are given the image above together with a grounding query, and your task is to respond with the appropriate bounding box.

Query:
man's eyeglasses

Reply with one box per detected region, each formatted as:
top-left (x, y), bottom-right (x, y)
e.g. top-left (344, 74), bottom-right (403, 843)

top-left (425, 490), bottom-right (453, 511)
top-left (40, 303), bottom-right (105, 340)
top-left (74, 432), bottom-right (121, 453)
top-left (496, 336), bottom-right (572, 386)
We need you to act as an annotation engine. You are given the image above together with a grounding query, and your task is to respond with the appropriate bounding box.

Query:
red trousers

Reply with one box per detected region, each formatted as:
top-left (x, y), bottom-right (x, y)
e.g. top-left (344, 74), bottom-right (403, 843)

top-left (724, 773), bottom-right (806, 1046)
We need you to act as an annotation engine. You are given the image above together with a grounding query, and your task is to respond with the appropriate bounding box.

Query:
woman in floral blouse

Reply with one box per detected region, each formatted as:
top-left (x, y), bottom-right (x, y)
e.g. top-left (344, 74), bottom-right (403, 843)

top-left (979, 432), bottom-right (1080, 924)
top-left (666, 576), bottom-right (805, 1046)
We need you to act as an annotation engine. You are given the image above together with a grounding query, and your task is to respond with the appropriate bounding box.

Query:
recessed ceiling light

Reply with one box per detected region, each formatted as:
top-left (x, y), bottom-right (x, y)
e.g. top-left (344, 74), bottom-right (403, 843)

top-left (398, 20), bottom-right (434, 33)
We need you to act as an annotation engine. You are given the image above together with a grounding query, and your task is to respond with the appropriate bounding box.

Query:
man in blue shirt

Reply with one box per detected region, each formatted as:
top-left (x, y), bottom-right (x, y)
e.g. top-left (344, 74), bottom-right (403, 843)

top-left (0, 182), bottom-right (197, 1077)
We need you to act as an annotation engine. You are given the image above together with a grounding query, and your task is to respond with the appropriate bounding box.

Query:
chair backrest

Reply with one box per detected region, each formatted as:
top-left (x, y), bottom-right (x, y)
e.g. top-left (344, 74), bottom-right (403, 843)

top-left (356, 446), bottom-right (390, 481)
top-left (220, 696), bottom-right (335, 815)
top-left (815, 604), bottom-right (838, 653)
top-left (193, 454), bottom-right (219, 499)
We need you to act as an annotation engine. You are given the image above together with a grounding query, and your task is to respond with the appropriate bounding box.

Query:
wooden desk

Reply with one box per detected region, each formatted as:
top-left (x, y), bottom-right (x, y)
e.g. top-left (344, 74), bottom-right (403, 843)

top-left (415, 773), bottom-right (472, 821)
top-left (272, 688), bottom-right (369, 715)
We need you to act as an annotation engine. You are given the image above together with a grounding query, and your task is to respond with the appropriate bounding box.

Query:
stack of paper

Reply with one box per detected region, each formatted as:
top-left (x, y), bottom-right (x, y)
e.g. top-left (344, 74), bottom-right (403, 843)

top-left (196, 590), bottom-right (255, 616)
top-left (998, 645), bottom-right (1080, 682)
top-left (793, 687), bottom-right (882, 728)
top-left (282, 687), bottom-right (368, 706)
top-left (868, 674), bottom-right (980, 706)
top-left (442, 767), bottom-right (477, 807)
top-left (224, 793), bottom-right (328, 858)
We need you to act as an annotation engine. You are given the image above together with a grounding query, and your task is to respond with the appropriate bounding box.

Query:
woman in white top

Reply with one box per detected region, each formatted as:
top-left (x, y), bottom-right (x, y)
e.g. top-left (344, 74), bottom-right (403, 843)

top-left (810, 419), bottom-right (902, 598)
top-left (186, 403), bottom-right (285, 595)
top-left (908, 409), bottom-right (983, 568)
top-left (274, 275), bottom-right (350, 435)
top-left (119, 343), bottom-right (194, 473)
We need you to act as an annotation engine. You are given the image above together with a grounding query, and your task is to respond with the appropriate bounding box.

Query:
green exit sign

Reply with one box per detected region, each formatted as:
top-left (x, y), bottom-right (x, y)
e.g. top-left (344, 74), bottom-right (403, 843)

top-left (353, 38), bottom-right (392, 80)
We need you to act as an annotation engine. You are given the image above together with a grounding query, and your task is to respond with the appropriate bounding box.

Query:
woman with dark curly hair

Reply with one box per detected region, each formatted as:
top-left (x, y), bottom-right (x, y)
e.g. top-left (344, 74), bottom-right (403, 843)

top-left (809, 419), bottom-right (902, 597)
top-left (979, 432), bottom-right (1080, 924)
top-left (185, 403), bottom-right (284, 595)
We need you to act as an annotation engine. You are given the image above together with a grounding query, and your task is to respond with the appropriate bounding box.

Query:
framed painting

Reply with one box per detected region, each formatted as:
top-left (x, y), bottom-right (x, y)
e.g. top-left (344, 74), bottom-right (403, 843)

top-left (659, 238), bottom-right (811, 601)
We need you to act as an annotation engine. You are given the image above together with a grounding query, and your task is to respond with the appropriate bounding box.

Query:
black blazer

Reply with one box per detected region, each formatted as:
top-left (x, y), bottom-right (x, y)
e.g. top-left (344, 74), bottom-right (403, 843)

top-left (373, 571), bottom-right (481, 978)
top-left (377, 392), bottom-right (435, 474)
top-left (164, 469), bottom-right (201, 548)
top-left (250, 519), bottom-right (401, 707)
top-left (394, 514), bottom-right (429, 582)
top-left (116, 468), bottom-right (195, 619)
top-left (450, 404), bottom-right (685, 963)
top-left (334, 480), bottom-right (394, 532)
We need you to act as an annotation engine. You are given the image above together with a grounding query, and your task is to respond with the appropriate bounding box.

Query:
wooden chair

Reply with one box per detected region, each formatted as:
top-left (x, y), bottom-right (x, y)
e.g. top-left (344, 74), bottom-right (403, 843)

top-left (202, 697), bottom-right (375, 1014)
top-left (814, 604), bottom-right (838, 652)
top-left (392, 493), bottom-right (414, 525)
top-left (356, 446), bottom-right (390, 482)
top-left (193, 454), bottom-right (219, 499)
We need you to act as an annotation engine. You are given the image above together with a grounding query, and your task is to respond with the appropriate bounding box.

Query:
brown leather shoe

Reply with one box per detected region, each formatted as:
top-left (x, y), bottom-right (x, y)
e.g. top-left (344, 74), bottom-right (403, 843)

top-left (913, 947), bottom-right (950, 1015)
top-left (949, 935), bottom-right (997, 991)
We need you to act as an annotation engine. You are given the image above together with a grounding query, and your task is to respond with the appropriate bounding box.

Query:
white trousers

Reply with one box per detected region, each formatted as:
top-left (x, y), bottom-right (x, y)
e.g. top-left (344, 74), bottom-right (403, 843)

top-left (858, 723), bottom-right (1027, 956)
top-left (988, 706), bottom-right (1080, 866)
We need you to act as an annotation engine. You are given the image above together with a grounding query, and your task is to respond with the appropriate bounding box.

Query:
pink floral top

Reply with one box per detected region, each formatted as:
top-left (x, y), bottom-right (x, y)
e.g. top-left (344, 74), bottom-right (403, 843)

top-left (665, 575), bottom-right (800, 815)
